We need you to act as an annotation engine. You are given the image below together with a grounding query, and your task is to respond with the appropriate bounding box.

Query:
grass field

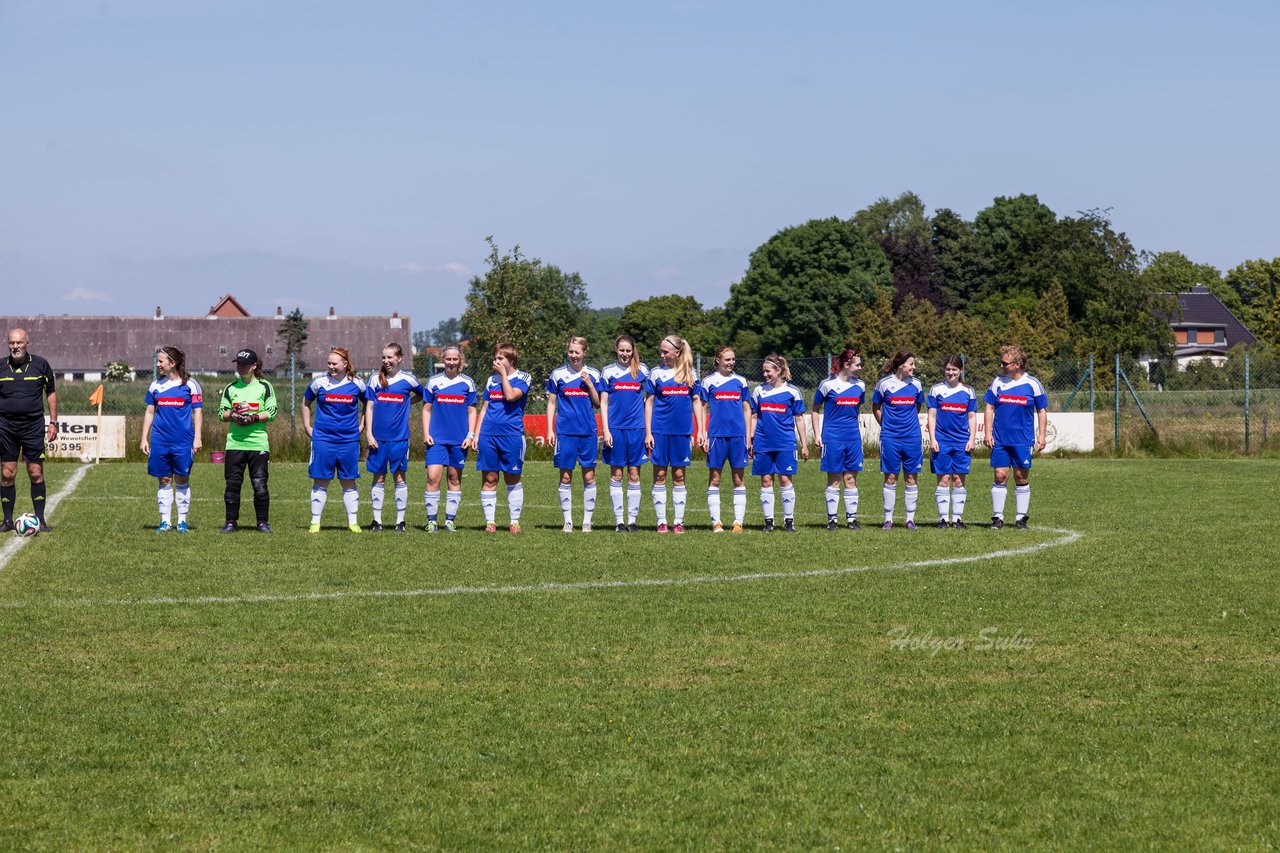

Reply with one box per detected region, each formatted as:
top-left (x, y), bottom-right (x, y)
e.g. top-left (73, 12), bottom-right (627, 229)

top-left (1, 460), bottom-right (1277, 848)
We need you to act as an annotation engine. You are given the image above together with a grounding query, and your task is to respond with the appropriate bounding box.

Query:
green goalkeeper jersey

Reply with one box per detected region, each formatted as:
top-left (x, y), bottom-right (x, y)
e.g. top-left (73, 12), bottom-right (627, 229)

top-left (218, 376), bottom-right (277, 451)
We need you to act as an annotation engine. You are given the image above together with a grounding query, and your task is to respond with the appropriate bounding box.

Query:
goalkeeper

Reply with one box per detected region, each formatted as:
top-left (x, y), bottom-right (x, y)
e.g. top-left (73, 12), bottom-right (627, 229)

top-left (218, 348), bottom-right (278, 533)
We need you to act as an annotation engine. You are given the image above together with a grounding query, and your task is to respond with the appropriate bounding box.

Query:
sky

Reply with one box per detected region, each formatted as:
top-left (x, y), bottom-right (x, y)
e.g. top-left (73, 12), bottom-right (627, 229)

top-left (3, 0), bottom-right (1279, 334)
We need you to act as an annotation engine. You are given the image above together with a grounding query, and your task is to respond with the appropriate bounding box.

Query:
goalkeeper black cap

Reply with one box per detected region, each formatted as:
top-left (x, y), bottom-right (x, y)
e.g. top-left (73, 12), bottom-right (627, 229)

top-left (234, 348), bottom-right (259, 365)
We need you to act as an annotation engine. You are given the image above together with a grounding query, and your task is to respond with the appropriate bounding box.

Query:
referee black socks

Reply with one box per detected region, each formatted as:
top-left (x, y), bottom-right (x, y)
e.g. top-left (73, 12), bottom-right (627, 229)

top-left (31, 482), bottom-right (46, 520)
top-left (1, 483), bottom-right (14, 521)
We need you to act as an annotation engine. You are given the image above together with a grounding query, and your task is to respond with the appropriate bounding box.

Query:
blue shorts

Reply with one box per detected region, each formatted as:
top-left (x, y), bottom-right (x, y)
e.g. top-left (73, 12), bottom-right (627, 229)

top-left (147, 445), bottom-right (193, 478)
top-left (651, 434), bottom-right (692, 468)
top-left (309, 440), bottom-right (360, 480)
top-left (476, 434), bottom-right (525, 474)
top-left (366, 439), bottom-right (410, 474)
top-left (554, 433), bottom-right (598, 470)
top-left (752, 448), bottom-right (797, 477)
top-left (602, 428), bottom-right (648, 468)
top-left (879, 436), bottom-right (923, 475)
top-left (425, 442), bottom-right (467, 469)
top-left (931, 445), bottom-right (972, 475)
top-left (706, 436), bottom-right (748, 470)
top-left (990, 444), bottom-right (1033, 470)
top-left (819, 438), bottom-right (864, 473)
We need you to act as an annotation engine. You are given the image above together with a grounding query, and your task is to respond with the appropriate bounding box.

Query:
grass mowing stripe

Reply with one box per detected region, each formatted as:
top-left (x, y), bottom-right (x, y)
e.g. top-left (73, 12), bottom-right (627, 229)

top-left (0, 526), bottom-right (1083, 609)
top-left (0, 463), bottom-right (90, 574)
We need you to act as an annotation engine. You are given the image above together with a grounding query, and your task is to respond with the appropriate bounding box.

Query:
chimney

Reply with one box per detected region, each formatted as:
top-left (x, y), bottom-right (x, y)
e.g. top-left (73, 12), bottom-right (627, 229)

top-left (390, 310), bottom-right (402, 330)
top-left (327, 306), bottom-right (336, 320)
top-left (154, 306), bottom-right (163, 320)
top-left (276, 306), bottom-right (283, 318)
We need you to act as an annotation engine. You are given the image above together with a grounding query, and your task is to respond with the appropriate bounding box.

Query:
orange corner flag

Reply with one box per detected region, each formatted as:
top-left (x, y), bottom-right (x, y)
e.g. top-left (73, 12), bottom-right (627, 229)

top-left (88, 384), bottom-right (104, 407)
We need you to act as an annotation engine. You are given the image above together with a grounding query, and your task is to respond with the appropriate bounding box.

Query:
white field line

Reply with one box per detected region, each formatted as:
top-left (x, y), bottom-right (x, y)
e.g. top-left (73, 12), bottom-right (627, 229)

top-left (0, 464), bottom-right (92, 574)
top-left (0, 526), bottom-right (1083, 610)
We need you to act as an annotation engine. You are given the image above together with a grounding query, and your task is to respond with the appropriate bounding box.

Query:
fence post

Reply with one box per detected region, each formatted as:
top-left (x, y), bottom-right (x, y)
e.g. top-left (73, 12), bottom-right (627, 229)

top-left (1114, 353), bottom-right (1121, 452)
top-left (289, 352), bottom-right (297, 436)
top-left (1088, 354), bottom-right (1095, 413)
top-left (1244, 350), bottom-right (1251, 453)
top-left (696, 353), bottom-right (702, 376)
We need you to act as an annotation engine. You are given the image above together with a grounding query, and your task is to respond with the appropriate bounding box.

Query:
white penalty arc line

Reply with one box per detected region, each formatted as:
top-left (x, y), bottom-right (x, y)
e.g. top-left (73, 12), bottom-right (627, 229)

top-left (0, 526), bottom-right (1083, 610)
top-left (0, 464), bottom-right (92, 575)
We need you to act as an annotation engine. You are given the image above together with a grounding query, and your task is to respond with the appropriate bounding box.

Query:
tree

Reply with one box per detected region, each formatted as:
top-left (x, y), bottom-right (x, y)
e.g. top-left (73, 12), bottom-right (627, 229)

top-left (617, 295), bottom-right (725, 362)
top-left (1140, 251), bottom-right (1232, 313)
top-left (414, 316), bottom-right (463, 352)
top-left (1224, 258), bottom-right (1280, 334)
top-left (726, 217), bottom-right (892, 357)
top-left (460, 238), bottom-right (592, 381)
top-left (932, 207), bottom-right (980, 309)
top-left (854, 192), bottom-right (945, 308)
top-left (276, 307), bottom-right (309, 372)
top-left (104, 360), bottom-right (133, 383)
top-left (968, 194), bottom-right (1059, 317)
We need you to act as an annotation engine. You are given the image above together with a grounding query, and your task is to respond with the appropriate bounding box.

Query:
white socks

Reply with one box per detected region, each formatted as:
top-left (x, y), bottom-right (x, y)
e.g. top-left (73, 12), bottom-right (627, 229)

top-left (707, 486), bottom-right (721, 525)
top-left (445, 490), bottom-right (461, 521)
top-left (1015, 484), bottom-right (1030, 519)
top-left (732, 487), bottom-right (746, 525)
top-left (652, 485), bottom-right (667, 525)
top-left (882, 484), bottom-right (896, 520)
top-left (628, 483), bottom-right (641, 525)
top-left (904, 485), bottom-right (917, 522)
top-left (760, 486), bottom-right (776, 520)
top-left (425, 490), bottom-right (440, 521)
top-left (371, 482), bottom-right (384, 524)
top-left (342, 488), bottom-right (359, 525)
top-left (481, 490), bottom-right (497, 524)
top-left (843, 487), bottom-right (858, 521)
top-left (825, 486), bottom-right (839, 518)
top-left (394, 482), bottom-right (407, 523)
top-left (583, 483), bottom-right (596, 526)
top-left (310, 486), bottom-right (327, 523)
top-left (174, 483), bottom-right (190, 523)
top-left (611, 479), bottom-right (625, 524)
top-left (992, 483), bottom-right (1008, 519)
top-left (158, 485), bottom-right (174, 523)
top-left (559, 483), bottom-right (573, 524)
top-left (671, 485), bottom-right (686, 524)
top-left (953, 487), bottom-right (967, 520)
top-left (781, 485), bottom-right (796, 520)
top-left (507, 483), bottom-right (524, 523)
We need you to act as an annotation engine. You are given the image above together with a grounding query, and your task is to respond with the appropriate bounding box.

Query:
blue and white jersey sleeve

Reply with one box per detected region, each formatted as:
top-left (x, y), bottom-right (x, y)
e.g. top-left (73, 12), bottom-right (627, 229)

top-left (750, 383), bottom-right (807, 452)
top-left (424, 373), bottom-right (478, 444)
top-left (601, 362), bottom-right (649, 430)
top-left (813, 376), bottom-right (864, 443)
top-left (928, 383), bottom-right (977, 446)
top-left (984, 374), bottom-right (1047, 446)
top-left (698, 372), bottom-right (749, 437)
top-left (547, 365), bottom-right (601, 435)
top-left (480, 370), bottom-right (531, 436)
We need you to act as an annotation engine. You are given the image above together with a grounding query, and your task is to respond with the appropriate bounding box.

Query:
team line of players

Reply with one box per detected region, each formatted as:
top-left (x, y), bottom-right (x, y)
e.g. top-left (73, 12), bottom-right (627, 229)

top-left (140, 334), bottom-right (1048, 534)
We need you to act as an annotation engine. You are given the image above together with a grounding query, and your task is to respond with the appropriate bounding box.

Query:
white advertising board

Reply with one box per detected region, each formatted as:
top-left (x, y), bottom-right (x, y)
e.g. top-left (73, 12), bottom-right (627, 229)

top-left (857, 412), bottom-right (1094, 453)
top-left (44, 416), bottom-right (128, 460)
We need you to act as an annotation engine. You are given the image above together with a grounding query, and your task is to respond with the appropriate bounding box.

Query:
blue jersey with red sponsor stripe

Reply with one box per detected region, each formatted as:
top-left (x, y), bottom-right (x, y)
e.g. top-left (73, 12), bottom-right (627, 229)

top-left (645, 366), bottom-right (695, 435)
top-left (479, 370), bottom-right (531, 436)
top-left (750, 382), bottom-right (806, 452)
top-left (813, 375), bottom-right (865, 443)
top-left (305, 375), bottom-right (367, 442)
top-left (365, 370), bottom-right (423, 442)
top-left (423, 372), bottom-right (478, 444)
top-left (872, 375), bottom-right (924, 442)
top-left (697, 372), bottom-right (750, 437)
top-left (601, 362), bottom-right (649, 430)
top-left (927, 382), bottom-right (977, 446)
top-left (144, 377), bottom-right (203, 448)
top-left (984, 373), bottom-right (1047, 446)
top-left (547, 365), bottom-right (602, 435)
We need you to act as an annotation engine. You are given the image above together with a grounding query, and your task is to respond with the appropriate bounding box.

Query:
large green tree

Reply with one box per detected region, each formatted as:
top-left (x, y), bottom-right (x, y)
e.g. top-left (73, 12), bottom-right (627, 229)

top-left (726, 217), bottom-right (892, 357)
top-left (617, 295), bottom-right (725, 362)
top-left (1224, 257), bottom-right (1280, 334)
top-left (461, 238), bottom-right (591, 381)
top-left (275, 307), bottom-right (309, 372)
top-left (854, 191), bottom-right (944, 307)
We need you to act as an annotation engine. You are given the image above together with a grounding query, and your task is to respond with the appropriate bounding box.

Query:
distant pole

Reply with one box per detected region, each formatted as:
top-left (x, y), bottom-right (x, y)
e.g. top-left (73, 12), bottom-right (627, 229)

top-left (153, 348), bottom-right (160, 381)
top-left (1244, 351), bottom-right (1251, 453)
top-left (1114, 353), bottom-right (1121, 452)
top-left (1088, 354), bottom-right (1095, 413)
top-left (696, 353), bottom-right (702, 376)
top-left (289, 351), bottom-right (297, 435)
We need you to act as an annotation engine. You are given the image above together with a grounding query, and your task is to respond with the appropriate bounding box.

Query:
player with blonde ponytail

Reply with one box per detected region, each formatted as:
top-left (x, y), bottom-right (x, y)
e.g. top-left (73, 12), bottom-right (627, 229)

top-left (644, 335), bottom-right (697, 533)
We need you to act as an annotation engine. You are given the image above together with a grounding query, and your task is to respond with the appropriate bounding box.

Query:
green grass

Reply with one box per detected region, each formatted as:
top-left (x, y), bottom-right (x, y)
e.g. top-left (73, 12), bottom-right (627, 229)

top-left (1, 460), bottom-right (1277, 848)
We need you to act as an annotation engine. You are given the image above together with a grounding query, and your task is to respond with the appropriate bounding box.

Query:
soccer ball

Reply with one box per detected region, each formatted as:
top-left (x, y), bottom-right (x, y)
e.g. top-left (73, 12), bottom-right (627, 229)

top-left (14, 513), bottom-right (40, 538)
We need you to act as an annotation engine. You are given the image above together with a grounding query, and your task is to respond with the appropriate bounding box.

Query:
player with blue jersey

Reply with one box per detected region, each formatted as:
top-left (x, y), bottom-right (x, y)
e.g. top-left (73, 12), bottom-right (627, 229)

top-left (696, 346), bottom-right (751, 533)
top-left (983, 345), bottom-right (1048, 529)
top-left (926, 355), bottom-right (978, 529)
top-left (140, 346), bottom-right (203, 532)
top-left (474, 343), bottom-right (531, 533)
top-left (421, 344), bottom-right (478, 533)
top-left (811, 348), bottom-right (866, 531)
top-left (600, 334), bottom-right (649, 532)
top-left (303, 348), bottom-right (367, 533)
top-left (364, 343), bottom-right (422, 532)
top-left (546, 337), bottom-right (603, 532)
top-left (644, 334), bottom-right (697, 533)
top-left (749, 354), bottom-right (809, 533)
top-left (872, 350), bottom-right (925, 530)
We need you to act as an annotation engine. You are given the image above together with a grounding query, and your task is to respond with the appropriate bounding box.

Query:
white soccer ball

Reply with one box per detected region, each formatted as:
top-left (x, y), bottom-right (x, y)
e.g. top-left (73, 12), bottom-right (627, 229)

top-left (14, 513), bottom-right (40, 538)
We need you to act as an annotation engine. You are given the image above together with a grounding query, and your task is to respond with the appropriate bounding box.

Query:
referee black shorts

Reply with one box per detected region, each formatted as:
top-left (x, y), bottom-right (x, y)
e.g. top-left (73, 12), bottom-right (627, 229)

top-left (0, 419), bottom-right (46, 463)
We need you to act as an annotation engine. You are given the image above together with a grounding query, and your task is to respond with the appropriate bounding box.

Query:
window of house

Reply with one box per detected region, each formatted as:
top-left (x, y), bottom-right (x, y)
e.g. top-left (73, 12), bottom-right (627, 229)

top-left (219, 345), bottom-right (227, 355)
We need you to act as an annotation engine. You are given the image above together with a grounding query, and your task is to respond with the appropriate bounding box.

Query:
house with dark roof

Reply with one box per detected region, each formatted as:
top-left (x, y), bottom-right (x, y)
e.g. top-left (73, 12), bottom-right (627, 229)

top-left (2, 297), bottom-right (412, 380)
top-left (1165, 284), bottom-right (1258, 368)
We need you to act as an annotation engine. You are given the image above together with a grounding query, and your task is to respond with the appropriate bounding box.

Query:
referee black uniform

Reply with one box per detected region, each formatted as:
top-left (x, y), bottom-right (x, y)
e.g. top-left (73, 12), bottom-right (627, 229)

top-left (0, 348), bottom-right (56, 529)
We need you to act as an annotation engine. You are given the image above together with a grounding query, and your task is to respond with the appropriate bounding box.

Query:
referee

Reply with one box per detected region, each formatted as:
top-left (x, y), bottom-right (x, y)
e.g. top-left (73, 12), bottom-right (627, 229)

top-left (1, 328), bottom-right (58, 533)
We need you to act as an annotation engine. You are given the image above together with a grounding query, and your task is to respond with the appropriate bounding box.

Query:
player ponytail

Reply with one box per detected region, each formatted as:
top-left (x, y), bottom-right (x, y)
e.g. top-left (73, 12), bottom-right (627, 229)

top-left (663, 335), bottom-right (695, 387)
top-left (379, 342), bottom-right (403, 388)
top-left (330, 347), bottom-right (356, 380)
top-left (160, 346), bottom-right (189, 384)
top-left (614, 334), bottom-right (639, 379)
top-left (881, 349), bottom-right (914, 376)
top-left (763, 353), bottom-right (792, 382)
top-left (833, 348), bottom-right (859, 376)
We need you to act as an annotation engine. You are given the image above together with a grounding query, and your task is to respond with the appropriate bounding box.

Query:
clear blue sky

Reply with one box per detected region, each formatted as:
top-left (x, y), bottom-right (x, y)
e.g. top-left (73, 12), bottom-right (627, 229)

top-left (3, 0), bottom-right (1278, 333)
